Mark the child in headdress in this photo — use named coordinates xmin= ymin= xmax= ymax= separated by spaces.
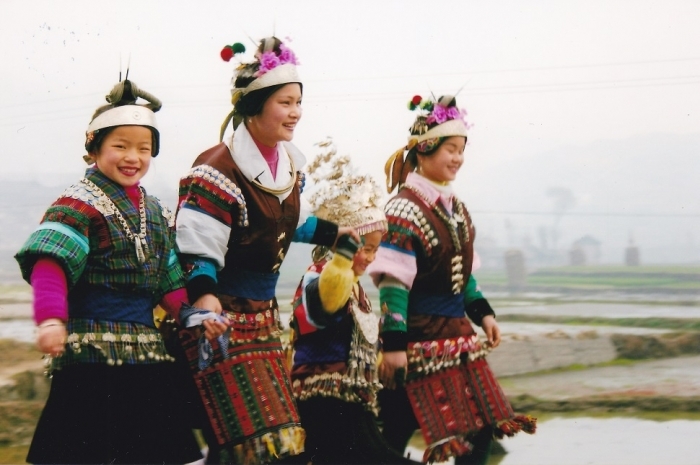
xmin=370 ymin=94 xmax=537 ymax=464
xmin=288 ymin=140 xmax=419 ymax=464
xmin=15 ymin=77 xmax=203 ymax=464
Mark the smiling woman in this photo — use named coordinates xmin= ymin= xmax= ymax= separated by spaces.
xmin=173 ymin=36 xmax=358 ymax=464
xmin=371 ymin=94 xmax=537 ymax=464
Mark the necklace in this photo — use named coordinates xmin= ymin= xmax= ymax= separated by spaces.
xmin=81 ymin=178 xmax=149 ymax=263
xmin=252 ymin=152 xmax=297 ymax=196
xmin=403 ymin=184 xmax=469 ymax=252
xmin=403 ymin=184 xmax=470 ymax=294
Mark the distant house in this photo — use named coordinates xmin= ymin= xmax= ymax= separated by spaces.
xmin=569 ymin=235 xmax=602 ymax=265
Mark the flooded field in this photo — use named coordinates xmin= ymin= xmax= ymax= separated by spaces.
xmin=2 ymin=298 xmax=700 ymax=464
xmin=404 ymin=414 xmax=700 ymax=465
xmin=489 ymin=416 xmax=700 ymax=465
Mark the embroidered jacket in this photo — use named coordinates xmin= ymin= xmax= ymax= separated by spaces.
xmin=15 ymin=166 xmax=181 ymax=368
xmin=290 ymin=259 xmax=381 ymax=412
xmin=368 ymin=172 xmax=495 ymax=352
xmin=176 ymin=124 xmax=338 ymax=303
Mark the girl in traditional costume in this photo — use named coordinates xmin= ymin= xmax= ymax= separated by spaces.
xmin=288 ymin=140 xmax=419 ymax=465
xmin=369 ymin=95 xmax=536 ymax=464
xmin=175 ymin=38 xmax=357 ymax=464
xmin=15 ymin=78 xmax=204 ymax=464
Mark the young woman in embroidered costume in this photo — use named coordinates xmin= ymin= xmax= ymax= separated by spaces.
xmin=284 ymin=140 xmax=420 ymax=465
xmin=175 ymin=38 xmax=358 ymax=464
xmin=368 ymin=95 xmax=536 ymax=464
xmin=14 ymin=78 xmax=204 ymax=464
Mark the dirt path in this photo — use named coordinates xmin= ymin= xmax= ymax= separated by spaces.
xmin=499 ymin=354 xmax=700 ymax=400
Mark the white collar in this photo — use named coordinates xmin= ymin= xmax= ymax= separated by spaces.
xmin=226 ymin=124 xmax=306 ymax=202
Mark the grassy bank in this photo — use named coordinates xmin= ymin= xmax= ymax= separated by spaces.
xmin=475 ymin=265 xmax=700 ymax=294
xmin=497 ymin=314 xmax=700 ymax=331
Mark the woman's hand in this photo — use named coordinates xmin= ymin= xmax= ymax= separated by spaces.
xmin=36 ymin=318 xmax=67 ymax=357
xmin=336 ymin=226 xmax=360 ymax=245
xmin=192 ymin=294 xmax=227 ymax=341
xmin=193 ymin=293 xmax=222 ymax=314
xmin=202 ymin=319 xmax=228 ymax=341
xmin=481 ymin=315 xmax=501 ymax=348
xmin=379 ymin=350 xmax=408 ymax=390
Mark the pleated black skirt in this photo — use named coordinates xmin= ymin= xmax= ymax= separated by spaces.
xmin=27 ymin=362 xmax=203 ymax=464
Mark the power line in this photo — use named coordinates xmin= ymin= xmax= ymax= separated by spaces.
xmin=3 ymin=74 xmax=700 ymax=128
xmin=3 ymin=55 xmax=700 ymax=111
xmin=471 ymin=211 xmax=700 ymax=218
xmin=2 ymin=201 xmax=698 ymax=219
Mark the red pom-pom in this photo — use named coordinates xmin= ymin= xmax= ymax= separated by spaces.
xmin=220 ymin=46 xmax=234 ymax=62
xmin=411 ymin=95 xmax=422 ymax=105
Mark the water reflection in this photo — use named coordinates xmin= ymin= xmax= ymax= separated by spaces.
xmin=489 ymin=416 xmax=700 ymax=465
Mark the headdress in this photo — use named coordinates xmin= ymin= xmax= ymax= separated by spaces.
xmin=84 ymin=79 xmax=162 ymax=160
xmin=384 ymin=94 xmax=470 ymax=193
xmin=306 ymin=138 xmax=387 ymax=261
xmin=219 ymin=36 xmax=301 ymax=141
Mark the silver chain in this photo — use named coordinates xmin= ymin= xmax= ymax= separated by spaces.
xmin=80 ymin=178 xmax=149 ymax=263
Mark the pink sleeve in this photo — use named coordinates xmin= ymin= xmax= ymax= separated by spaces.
xmin=159 ymin=287 xmax=189 ymax=322
xmin=31 ymin=257 xmax=68 ymax=325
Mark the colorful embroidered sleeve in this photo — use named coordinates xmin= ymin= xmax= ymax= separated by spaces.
xmin=176 ymin=165 xmax=248 ymax=270
xmin=368 ymin=198 xmax=425 ymax=350
xmin=376 ymin=278 xmax=409 ymax=351
xmin=293 ymin=262 xmax=346 ymax=336
xmin=293 ymin=216 xmax=339 ymax=247
xmin=156 ymin=247 xmax=187 ymax=296
xmin=176 ymin=165 xmax=247 ymax=299
xmin=15 ymin=197 xmax=96 ymax=288
xmin=463 ymin=275 xmax=495 ymax=326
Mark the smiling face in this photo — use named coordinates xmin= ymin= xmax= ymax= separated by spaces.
xmin=417 ymin=136 xmax=466 ymax=183
xmin=247 ymin=83 xmax=303 ymax=147
xmin=90 ymin=125 xmax=153 ymax=187
xmin=352 ymin=230 xmax=383 ymax=277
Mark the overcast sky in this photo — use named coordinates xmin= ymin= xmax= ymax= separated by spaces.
xmin=2 ymin=0 xmax=699 ymax=263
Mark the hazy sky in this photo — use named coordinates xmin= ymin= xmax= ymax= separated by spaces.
xmin=2 ymin=0 xmax=700 ymax=262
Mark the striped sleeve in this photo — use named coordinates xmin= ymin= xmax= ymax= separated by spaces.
xmin=15 ymin=200 xmax=96 ymax=288
xmin=367 ymin=203 xmax=423 ymax=344
xmin=176 ymin=165 xmax=247 ymax=271
xmin=293 ymin=216 xmax=339 ymax=246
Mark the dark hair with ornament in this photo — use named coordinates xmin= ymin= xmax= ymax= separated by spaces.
xmin=218 ymin=36 xmax=302 ymax=132
xmin=85 ymin=80 xmax=159 ymax=157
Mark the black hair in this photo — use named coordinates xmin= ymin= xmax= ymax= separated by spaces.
xmin=86 ymin=126 xmax=158 ymax=155
xmin=406 ymin=95 xmax=466 ymax=164
xmin=86 ymin=127 xmax=116 ymax=154
xmin=234 ymin=82 xmax=304 ymax=118
xmin=85 ymin=80 xmax=160 ymax=156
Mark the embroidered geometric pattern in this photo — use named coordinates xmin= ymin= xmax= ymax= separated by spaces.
xmin=384 ymin=197 xmax=434 ymax=254
xmin=406 ymin=358 xmax=535 ymax=463
xmin=179 ymin=164 xmax=249 ymax=228
xmin=48 ymin=318 xmax=173 ymax=373
xmin=16 ymin=168 xmax=184 ymax=295
xmin=179 ymin=329 xmax=304 ymax=461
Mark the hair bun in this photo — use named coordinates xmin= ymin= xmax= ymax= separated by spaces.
xmin=437 ymin=95 xmax=457 ymax=108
